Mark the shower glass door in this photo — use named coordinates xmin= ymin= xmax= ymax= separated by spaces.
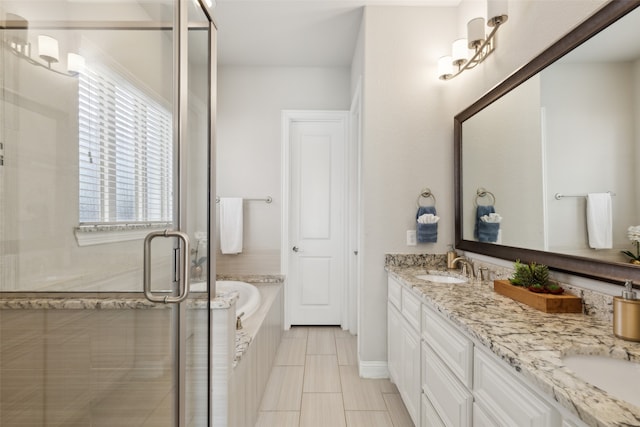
xmin=0 ymin=1 xmax=214 ymax=426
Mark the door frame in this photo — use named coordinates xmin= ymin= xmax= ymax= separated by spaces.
xmin=281 ymin=110 xmax=350 ymax=329
xmin=348 ymin=79 xmax=362 ymax=337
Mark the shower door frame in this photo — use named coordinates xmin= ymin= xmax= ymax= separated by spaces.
xmin=175 ymin=1 xmax=217 ymax=425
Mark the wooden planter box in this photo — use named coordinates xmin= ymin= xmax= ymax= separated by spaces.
xmin=493 ymin=280 xmax=582 ymax=313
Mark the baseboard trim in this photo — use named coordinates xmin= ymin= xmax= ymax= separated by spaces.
xmin=358 ymin=361 xmax=389 ymax=379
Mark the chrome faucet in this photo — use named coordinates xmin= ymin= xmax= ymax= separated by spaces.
xmin=452 ymin=257 xmax=475 ymax=278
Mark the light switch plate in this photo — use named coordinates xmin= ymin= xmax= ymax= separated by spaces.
xmin=407 ymin=230 xmax=417 ymax=246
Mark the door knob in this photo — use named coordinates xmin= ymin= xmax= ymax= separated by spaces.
xmin=292 ymin=246 xmax=299 ymax=252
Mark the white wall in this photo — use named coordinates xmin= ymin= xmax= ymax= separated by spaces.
xmin=215 ymin=66 xmax=351 ymax=274
xmin=355 ymin=0 xmax=609 ymax=366
xmin=357 ymin=5 xmax=458 ymax=364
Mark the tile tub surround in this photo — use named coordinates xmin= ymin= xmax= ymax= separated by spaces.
xmin=0 ymin=276 xmax=284 ymax=427
xmin=387 ymin=266 xmax=640 ymax=427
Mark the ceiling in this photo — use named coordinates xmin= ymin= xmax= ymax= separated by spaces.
xmin=212 ymin=0 xmax=460 ymax=67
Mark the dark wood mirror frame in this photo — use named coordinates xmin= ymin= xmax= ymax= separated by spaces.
xmin=454 ymin=0 xmax=640 ymax=285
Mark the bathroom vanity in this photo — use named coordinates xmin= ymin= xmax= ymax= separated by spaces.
xmin=386 ymin=266 xmax=640 ymax=427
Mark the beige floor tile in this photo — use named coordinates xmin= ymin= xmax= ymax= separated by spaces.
xmin=284 ymin=327 xmax=309 ymax=339
xmin=260 ymin=366 xmax=304 ymax=411
xmin=300 ymin=393 xmax=346 ymax=427
xmin=340 ymin=365 xmax=387 ymax=411
xmin=345 ymin=411 xmax=394 ymax=427
xmin=383 ymin=393 xmax=414 ymax=427
xmin=275 ymin=338 xmax=307 ymax=366
xmin=303 ymin=355 xmax=341 ymax=392
xmin=334 ymin=328 xmax=354 ymax=339
xmin=306 ymin=327 xmax=337 ymax=355
xmin=379 ymin=379 xmax=399 ymax=394
xmin=336 ymin=337 xmax=358 ymax=366
xmin=255 ymin=411 xmax=300 ymax=427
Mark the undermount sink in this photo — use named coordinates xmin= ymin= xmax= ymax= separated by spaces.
xmin=562 ymin=354 xmax=640 ymax=408
xmin=414 ymin=274 xmax=467 ymax=284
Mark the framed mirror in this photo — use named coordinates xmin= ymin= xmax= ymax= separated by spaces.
xmin=455 ymin=0 xmax=640 ymax=285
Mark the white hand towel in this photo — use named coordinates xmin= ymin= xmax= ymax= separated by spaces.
xmin=480 ymin=213 xmax=502 ymax=223
xmin=417 ymin=213 xmax=440 ymax=224
xmin=586 ymin=193 xmax=612 ymax=249
xmin=219 ymin=198 xmax=243 ymax=254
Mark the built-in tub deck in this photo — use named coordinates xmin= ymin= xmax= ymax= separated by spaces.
xmin=0 ymin=274 xmax=284 ymax=366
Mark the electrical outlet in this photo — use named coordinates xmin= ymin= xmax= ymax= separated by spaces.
xmin=407 ymin=230 xmax=417 ymax=246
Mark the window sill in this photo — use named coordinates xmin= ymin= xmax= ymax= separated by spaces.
xmin=74 ymin=223 xmax=173 ymax=247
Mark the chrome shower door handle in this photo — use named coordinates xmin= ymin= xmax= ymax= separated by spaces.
xmin=144 ymin=230 xmax=191 ymax=304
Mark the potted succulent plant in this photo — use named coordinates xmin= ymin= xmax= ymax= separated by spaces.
xmin=509 ymin=260 xmax=563 ymax=294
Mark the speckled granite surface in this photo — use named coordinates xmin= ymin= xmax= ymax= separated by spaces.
xmin=385 ymin=253 xmax=447 ymax=269
xmin=387 ymin=266 xmax=640 ymax=427
xmin=233 ymin=331 xmax=252 ymax=369
xmin=0 ymin=274 xmax=283 ymax=310
xmin=0 ymin=292 xmax=236 ymax=310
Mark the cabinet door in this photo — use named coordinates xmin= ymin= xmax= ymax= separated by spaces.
xmin=474 ymin=348 xmax=559 ymax=427
xmin=387 ymin=302 xmax=402 ymax=386
xmin=401 ymin=323 xmax=421 ymax=426
xmin=422 ymin=393 xmax=446 ymax=427
xmin=473 ymin=402 xmax=498 ymax=427
xmin=422 ymin=342 xmax=473 ymax=427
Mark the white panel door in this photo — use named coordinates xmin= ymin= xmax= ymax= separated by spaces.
xmin=289 ymin=114 xmax=347 ymax=325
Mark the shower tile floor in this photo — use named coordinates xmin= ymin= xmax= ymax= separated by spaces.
xmin=255 ymin=326 xmax=413 ymax=427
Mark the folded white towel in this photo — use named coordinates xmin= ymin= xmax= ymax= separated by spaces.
xmin=417 ymin=213 xmax=440 ymax=224
xmin=219 ymin=198 xmax=243 ymax=254
xmin=587 ymin=193 xmax=612 ymax=249
xmin=480 ymin=213 xmax=502 ymax=223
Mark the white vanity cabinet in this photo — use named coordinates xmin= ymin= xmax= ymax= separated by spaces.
xmin=387 ymin=272 xmax=587 ymax=427
xmin=387 ymin=276 xmax=421 ymax=425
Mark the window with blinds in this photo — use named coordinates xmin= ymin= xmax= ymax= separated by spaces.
xmin=78 ymin=66 xmax=173 ymax=225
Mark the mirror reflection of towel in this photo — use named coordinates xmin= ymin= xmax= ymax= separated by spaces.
xmin=475 ymin=205 xmax=500 ymax=242
xmin=586 ymin=193 xmax=612 ymax=249
xmin=220 ymin=198 xmax=243 ymax=254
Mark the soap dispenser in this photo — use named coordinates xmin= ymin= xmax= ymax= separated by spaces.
xmin=613 ymin=281 xmax=640 ymax=342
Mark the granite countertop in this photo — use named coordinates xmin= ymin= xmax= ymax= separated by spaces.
xmin=387 ymin=266 xmax=640 ymax=427
xmin=0 ymin=274 xmax=285 ymax=310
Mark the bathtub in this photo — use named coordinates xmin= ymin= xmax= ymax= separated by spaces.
xmin=190 ymin=280 xmax=261 ymax=319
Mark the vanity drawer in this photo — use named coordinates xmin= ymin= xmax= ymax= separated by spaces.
xmin=422 ymin=305 xmax=473 ymax=387
xmin=422 ymin=342 xmax=473 ymax=427
xmin=401 ymin=287 xmax=421 ymax=332
xmin=388 ymin=276 xmax=402 ymax=310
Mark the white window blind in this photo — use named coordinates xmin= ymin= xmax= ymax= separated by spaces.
xmin=78 ymin=66 xmax=173 ymax=225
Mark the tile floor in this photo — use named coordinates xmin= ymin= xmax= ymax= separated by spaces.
xmin=255 ymin=326 xmax=414 ymax=427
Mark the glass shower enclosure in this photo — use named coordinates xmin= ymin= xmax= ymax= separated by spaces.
xmin=0 ymin=1 xmax=215 ymax=425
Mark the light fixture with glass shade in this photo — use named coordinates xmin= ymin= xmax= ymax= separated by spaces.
xmin=3 ymin=13 xmax=85 ymax=77
xmin=438 ymin=0 xmax=508 ymax=80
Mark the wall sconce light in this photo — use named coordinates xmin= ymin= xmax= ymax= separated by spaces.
xmin=3 ymin=13 xmax=85 ymax=77
xmin=438 ymin=0 xmax=508 ymax=80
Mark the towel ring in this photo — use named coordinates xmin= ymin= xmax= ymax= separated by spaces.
xmin=474 ymin=188 xmax=496 ymax=207
xmin=416 ymin=188 xmax=436 ymax=208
